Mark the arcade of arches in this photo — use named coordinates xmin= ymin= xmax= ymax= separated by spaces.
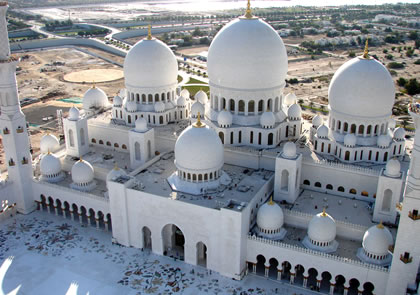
xmin=247 ymin=255 xmax=375 ymax=295
xmin=36 ymin=195 xmax=111 ymax=231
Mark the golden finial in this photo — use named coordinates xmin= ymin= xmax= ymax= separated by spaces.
xmin=92 ymin=81 xmax=96 ymax=89
xmin=244 ymin=0 xmax=253 ymax=19
xmin=363 ymin=39 xmax=369 ymax=59
xmin=147 ymin=24 xmax=152 ymax=40
xmin=79 ymin=156 xmax=83 ymax=162
xmin=268 ymin=196 xmax=274 ymax=205
xmin=193 ymin=112 xmax=205 ymax=128
xmin=321 ymin=208 xmax=327 ymax=217
xmin=47 ymin=148 xmax=51 ymax=155
xmin=113 ymin=162 xmax=119 ymax=170
xmin=377 ymin=220 xmax=384 ymax=229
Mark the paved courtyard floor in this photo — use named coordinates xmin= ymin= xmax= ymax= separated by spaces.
xmin=0 ymin=211 xmax=317 ymax=295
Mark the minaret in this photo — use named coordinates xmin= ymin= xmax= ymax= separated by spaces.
xmin=386 ymin=102 xmax=420 ymax=295
xmin=0 ymin=2 xmax=35 ymax=213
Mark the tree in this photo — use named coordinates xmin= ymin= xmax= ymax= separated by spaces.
xmin=408 ymin=31 xmax=418 ymax=41
xmin=405 ymin=79 xmax=420 ymax=95
xmin=397 ymin=77 xmax=407 ymax=87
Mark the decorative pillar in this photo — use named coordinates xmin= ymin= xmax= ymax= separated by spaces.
xmin=70 ymin=210 xmax=74 ymax=221
xmin=78 ymin=211 xmax=83 ymax=224
xmin=47 ymin=204 xmax=51 ymax=213
xmin=330 ymin=283 xmax=335 ymax=295
xmin=277 ymin=269 xmax=282 ymax=280
xmin=303 ymin=276 xmax=308 ymax=288
xmin=317 ymin=279 xmax=321 ymax=289
xmin=87 ymin=215 xmax=92 ymax=226
xmin=344 ymin=285 xmax=349 ymax=295
xmin=290 ymin=272 xmax=295 ymax=284
xmin=264 ymin=265 xmax=269 ymax=277
xmin=54 ymin=205 xmax=58 ymax=216
xmin=252 ymin=263 xmax=256 ymax=274
xmin=62 ymin=207 xmax=66 ymax=218
xmin=104 ymin=221 xmax=108 ymax=231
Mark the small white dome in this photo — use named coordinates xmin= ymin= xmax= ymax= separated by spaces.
xmin=288 ymin=103 xmax=301 ymax=120
xmin=191 ymin=101 xmax=204 ymax=118
xmin=83 ymin=86 xmax=108 ymax=110
xmin=107 ymin=165 xmax=126 ymax=182
xmin=282 ymin=141 xmax=297 ymax=159
xmin=176 ymin=96 xmax=187 ymax=107
xmin=317 ymin=125 xmax=329 ymax=139
xmin=119 ymin=89 xmax=126 ymax=98
xmin=377 ymin=134 xmax=392 ymax=148
xmin=328 ymin=57 xmax=395 ymax=119
xmin=363 ymin=223 xmax=393 ymax=257
xmin=71 ymin=159 xmax=94 ymax=185
xmin=180 ymin=89 xmax=190 ymax=99
xmin=40 ymin=153 xmax=62 ymax=177
xmin=393 ymin=127 xmax=406 ymax=141
xmin=256 ymin=199 xmax=284 ymax=232
xmin=175 ymin=123 xmax=224 ymax=173
xmin=284 ymin=93 xmax=297 ymax=106
xmin=308 ymin=210 xmax=337 ymax=243
xmin=126 ymin=101 xmax=137 ymax=113
xmin=154 ymin=101 xmax=165 ymax=113
xmin=124 ymin=38 xmax=178 ymax=89
xmin=260 ymin=111 xmax=276 ymax=128
xmin=40 ymin=133 xmax=60 ymax=154
xmin=113 ymin=95 xmax=122 ymax=107
xmin=68 ymin=106 xmax=80 ymax=121
xmin=195 ymin=90 xmax=208 ymax=104
xmin=312 ymin=115 xmax=323 ymax=128
xmin=384 ymin=158 xmax=401 ymax=177
xmin=344 ymin=133 xmax=357 ymax=147
xmin=135 ymin=117 xmax=148 ymax=132
xmin=217 ymin=110 xmax=233 ymax=127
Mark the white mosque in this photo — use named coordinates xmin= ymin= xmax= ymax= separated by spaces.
xmin=1 ymin=2 xmax=420 ymax=294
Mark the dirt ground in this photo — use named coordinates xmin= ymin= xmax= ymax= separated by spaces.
xmin=63 ymin=68 xmax=124 ymax=83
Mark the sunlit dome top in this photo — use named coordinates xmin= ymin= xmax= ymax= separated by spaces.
xmin=191 ymin=101 xmax=204 ymax=117
xmin=180 ymin=89 xmax=190 ymax=99
xmin=83 ymin=86 xmax=109 ymax=110
xmin=113 ymin=95 xmax=122 ymax=107
xmin=312 ymin=115 xmax=323 ymax=127
xmin=217 ymin=110 xmax=233 ymax=127
xmin=174 ymin=117 xmax=224 ymax=173
xmin=124 ymin=28 xmax=178 ymax=89
xmin=195 ymin=90 xmax=208 ymax=104
xmin=393 ymin=127 xmax=406 ymax=141
xmin=135 ymin=117 xmax=148 ymax=132
xmin=257 ymin=198 xmax=284 ymax=232
xmin=317 ymin=125 xmax=329 ymax=139
xmin=71 ymin=159 xmax=94 ymax=185
xmin=40 ymin=133 xmax=60 ymax=154
xmin=308 ymin=209 xmax=336 ymax=243
xmin=284 ymin=93 xmax=297 ymax=106
xmin=288 ymin=103 xmax=301 ymax=119
xmin=68 ymin=106 xmax=80 ymax=121
xmin=282 ymin=141 xmax=296 ymax=159
xmin=40 ymin=153 xmax=61 ymax=177
xmin=207 ymin=9 xmax=287 ymax=90
xmin=384 ymin=158 xmax=401 ymax=177
xmin=363 ymin=223 xmax=393 ymax=257
xmin=107 ymin=164 xmax=126 ymax=182
xmin=328 ymin=55 xmax=395 ymax=119
xmin=260 ymin=111 xmax=276 ymax=128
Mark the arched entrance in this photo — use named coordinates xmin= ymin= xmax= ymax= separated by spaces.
xmin=142 ymin=226 xmax=152 ymax=250
xmin=162 ymin=224 xmax=185 ymax=261
xmin=196 ymin=242 xmax=207 ymax=267
xmin=268 ymin=258 xmax=279 ymax=279
xmin=256 ymin=255 xmax=266 ymax=276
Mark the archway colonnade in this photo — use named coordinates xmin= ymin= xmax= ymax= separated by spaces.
xmin=247 ymin=255 xmax=375 ymax=295
xmin=36 ymin=195 xmax=111 ymax=231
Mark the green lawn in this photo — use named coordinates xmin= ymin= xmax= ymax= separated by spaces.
xmin=177 ymin=75 xmax=183 ymax=83
xmin=182 ymin=85 xmax=209 ymax=98
xmin=186 ymin=77 xmax=207 ymax=85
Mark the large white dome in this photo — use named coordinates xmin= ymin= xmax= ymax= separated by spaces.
xmin=362 ymin=223 xmax=393 ymax=257
xmin=40 ymin=153 xmax=62 ymax=177
xmin=328 ymin=56 xmax=395 ymax=118
xmin=83 ymin=86 xmax=108 ymax=110
xmin=40 ymin=133 xmax=60 ymax=154
xmin=256 ymin=199 xmax=284 ymax=232
xmin=124 ymin=38 xmax=178 ymax=88
xmin=71 ymin=159 xmax=94 ymax=185
xmin=308 ymin=210 xmax=337 ymax=243
xmin=174 ymin=121 xmax=224 ymax=172
xmin=207 ymin=17 xmax=287 ymax=90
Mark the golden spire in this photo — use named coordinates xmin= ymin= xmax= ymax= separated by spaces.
xmin=363 ymin=39 xmax=369 ymax=59
xmin=193 ymin=112 xmax=205 ymax=128
xmin=147 ymin=24 xmax=152 ymax=40
xmin=377 ymin=220 xmax=384 ymax=229
xmin=321 ymin=208 xmax=327 ymax=217
xmin=268 ymin=196 xmax=274 ymax=205
xmin=244 ymin=0 xmax=253 ymax=19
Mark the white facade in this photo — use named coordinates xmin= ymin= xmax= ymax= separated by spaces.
xmin=1 ymin=4 xmax=420 ymax=295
